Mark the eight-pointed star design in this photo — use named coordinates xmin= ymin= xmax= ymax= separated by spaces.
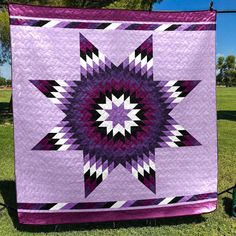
xmin=30 ymin=34 xmax=201 ymax=197
xmin=96 ymin=94 xmax=140 ymax=136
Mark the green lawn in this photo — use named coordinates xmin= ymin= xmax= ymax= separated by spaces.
xmin=0 ymin=88 xmax=235 ymax=236
xmin=0 ymin=89 xmax=12 ymax=125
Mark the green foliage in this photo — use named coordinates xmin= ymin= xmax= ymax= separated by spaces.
xmin=225 ymin=55 xmax=235 ymax=69
xmin=0 ymin=77 xmax=6 ymax=86
xmin=1 ymin=77 xmax=11 ymax=86
xmin=217 ymin=55 xmax=236 ymax=87
xmin=6 ymin=79 xmax=11 ymax=86
xmin=217 ymin=56 xmax=225 ymax=71
xmin=0 ymin=77 xmax=11 ymax=87
xmin=0 ymin=76 xmax=10 ymax=86
xmin=0 ymin=8 xmax=10 ymax=65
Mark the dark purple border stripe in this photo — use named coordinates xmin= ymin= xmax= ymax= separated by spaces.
xmin=9 ymin=4 xmax=216 ymax=23
xmin=165 ymin=24 xmax=181 ymax=31
xmin=18 ymin=192 xmax=217 ymax=211
xmin=10 ymin=19 xmax=216 ymax=31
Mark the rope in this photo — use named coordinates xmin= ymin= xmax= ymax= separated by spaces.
xmin=218 ymin=185 xmax=236 ymax=196
xmin=0 ymin=202 xmax=16 ymax=212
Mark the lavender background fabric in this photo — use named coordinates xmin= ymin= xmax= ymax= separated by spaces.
xmin=11 ymin=26 xmax=217 ymax=204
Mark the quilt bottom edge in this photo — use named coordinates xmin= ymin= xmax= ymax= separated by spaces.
xmin=18 ymin=200 xmax=217 ymax=225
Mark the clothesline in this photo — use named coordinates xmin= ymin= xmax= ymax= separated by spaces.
xmin=217 ymin=10 xmax=236 ymax=13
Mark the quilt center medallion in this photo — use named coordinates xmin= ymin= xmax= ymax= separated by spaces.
xmin=96 ymin=93 xmax=140 ymax=137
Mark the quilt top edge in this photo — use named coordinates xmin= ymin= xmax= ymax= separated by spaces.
xmin=9 ymin=3 xmax=216 ymax=23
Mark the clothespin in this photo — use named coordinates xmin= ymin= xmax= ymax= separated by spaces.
xmin=209 ymin=0 xmax=214 ymax=11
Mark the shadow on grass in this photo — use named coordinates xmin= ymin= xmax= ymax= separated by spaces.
xmin=222 ymin=197 xmax=233 ymax=217
xmin=0 ymin=180 xmax=207 ymax=233
xmin=0 ymin=102 xmax=13 ymax=124
xmin=217 ymin=111 xmax=236 ymax=121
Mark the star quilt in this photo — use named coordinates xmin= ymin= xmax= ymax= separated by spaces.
xmin=9 ymin=4 xmax=217 ymax=225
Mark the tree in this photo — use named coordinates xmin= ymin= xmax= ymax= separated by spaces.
xmin=0 ymin=8 xmax=10 ymax=65
xmin=0 ymin=76 xmax=6 ymax=86
xmin=217 ymin=55 xmax=236 ymax=87
xmin=216 ymin=56 xmax=226 ymax=85
xmin=225 ymin=55 xmax=235 ymax=69
xmin=6 ymin=78 xmax=11 ymax=86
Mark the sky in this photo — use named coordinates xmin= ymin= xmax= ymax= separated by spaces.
xmin=1 ymin=0 xmax=236 ymax=79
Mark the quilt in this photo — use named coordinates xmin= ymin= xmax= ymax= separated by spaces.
xmin=9 ymin=4 xmax=217 ymax=224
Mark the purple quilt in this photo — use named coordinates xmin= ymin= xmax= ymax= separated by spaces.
xmin=9 ymin=4 xmax=217 ymax=225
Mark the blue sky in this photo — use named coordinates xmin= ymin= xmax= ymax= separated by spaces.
xmin=1 ymin=0 xmax=236 ymax=79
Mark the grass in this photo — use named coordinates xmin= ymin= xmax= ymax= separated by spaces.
xmin=0 ymin=88 xmax=236 ymax=235
xmin=0 ymin=89 xmax=12 ymax=125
